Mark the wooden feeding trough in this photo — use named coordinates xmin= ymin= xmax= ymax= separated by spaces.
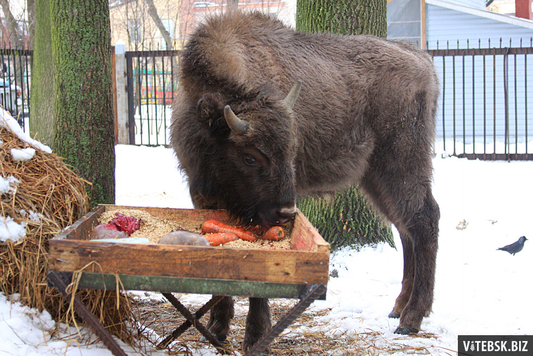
xmin=47 ymin=205 xmax=330 ymax=355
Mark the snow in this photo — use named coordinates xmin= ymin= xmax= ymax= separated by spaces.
xmin=0 ymin=175 xmax=20 ymax=194
xmin=10 ymin=147 xmax=36 ymax=162
xmin=1 ymin=136 xmax=532 ymax=354
xmin=0 ymin=108 xmax=52 ymax=154
xmin=0 ymin=216 xmax=27 ymax=242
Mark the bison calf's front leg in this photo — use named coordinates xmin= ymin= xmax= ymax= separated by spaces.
xmin=243 ymin=297 xmax=271 ymax=352
xmin=207 ymin=296 xmax=234 ymax=342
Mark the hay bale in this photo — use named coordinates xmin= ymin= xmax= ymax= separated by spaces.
xmin=0 ymin=127 xmax=134 ymax=344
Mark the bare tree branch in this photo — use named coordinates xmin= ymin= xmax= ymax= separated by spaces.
xmin=144 ymin=0 xmax=173 ymax=50
xmin=27 ymin=0 xmax=35 ymax=48
xmin=227 ymin=0 xmax=238 ymax=13
xmin=1 ymin=0 xmax=24 ymax=47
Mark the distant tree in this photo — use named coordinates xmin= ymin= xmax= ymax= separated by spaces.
xmin=30 ymin=0 xmax=54 ymax=145
xmin=145 ymin=0 xmax=173 ymax=50
xmin=227 ymin=0 xmax=239 ymax=12
xmin=50 ymin=0 xmax=115 ymax=206
xmin=0 ymin=0 xmax=24 ymax=47
xmin=27 ymin=0 xmax=35 ymax=48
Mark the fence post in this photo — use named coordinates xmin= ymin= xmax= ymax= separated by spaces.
xmin=114 ymin=41 xmax=129 ymax=144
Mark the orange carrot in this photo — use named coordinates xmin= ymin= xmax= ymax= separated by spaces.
xmin=204 ymin=232 xmax=239 ymax=246
xmin=262 ymin=226 xmax=285 ymax=241
xmin=249 ymin=225 xmax=268 ymax=235
xmin=201 ymin=220 xmax=258 ymax=242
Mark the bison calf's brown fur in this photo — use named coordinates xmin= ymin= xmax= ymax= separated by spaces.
xmin=171 ymin=11 xmax=440 ymax=350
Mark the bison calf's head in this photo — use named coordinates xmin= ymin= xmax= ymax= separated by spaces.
xmin=171 ymin=82 xmax=302 ymax=227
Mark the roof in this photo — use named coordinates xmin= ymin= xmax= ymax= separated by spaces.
xmin=426 ymin=0 xmax=533 ymax=30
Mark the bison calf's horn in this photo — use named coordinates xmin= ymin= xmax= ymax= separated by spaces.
xmin=224 ymin=105 xmax=249 ymax=135
xmin=282 ymin=80 xmax=302 ymax=110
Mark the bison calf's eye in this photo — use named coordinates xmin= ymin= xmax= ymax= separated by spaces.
xmin=243 ymin=154 xmax=257 ymax=166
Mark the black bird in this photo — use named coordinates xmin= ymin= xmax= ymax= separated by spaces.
xmin=497 ymin=236 xmax=528 ymax=255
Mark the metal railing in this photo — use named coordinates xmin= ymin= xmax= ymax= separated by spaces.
xmin=125 ymin=50 xmax=180 ymax=146
xmin=5 ymin=43 xmax=533 ymax=161
xmin=428 ymin=43 xmax=533 ymax=160
xmin=0 ymin=49 xmax=31 ymax=130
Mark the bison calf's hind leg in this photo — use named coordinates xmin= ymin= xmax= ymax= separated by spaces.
xmin=388 ymin=234 xmax=415 ymax=319
xmin=395 ymin=192 xmax=440 ymax=334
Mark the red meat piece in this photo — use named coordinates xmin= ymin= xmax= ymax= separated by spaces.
xmin=108 ymin=212 xmax=141 ymax=236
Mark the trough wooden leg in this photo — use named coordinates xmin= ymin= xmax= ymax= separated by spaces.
xmin=157 ymin=295 xmax=225 ymax=349
xmin=161 ymin=293 xmax=229 ymax=353
xmin=243 ymin=284 xmax=327 ymax=356
xmin=46 ymin=271 xmax=128 ymax=356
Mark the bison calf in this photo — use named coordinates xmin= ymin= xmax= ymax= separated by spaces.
xmin=171 ymin=10 xmax=440 ymax=350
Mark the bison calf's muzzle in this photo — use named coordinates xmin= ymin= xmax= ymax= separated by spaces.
xmin=275 ymin=205 xmax=297 ymax=225
xmin=260 ymin=203 xmax=297 ymax=226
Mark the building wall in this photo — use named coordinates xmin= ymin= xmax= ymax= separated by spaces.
xmin=442 ymin=0 xmax=485 ymax=9
xmin=426 ymin=2 xmax=533 ymax=49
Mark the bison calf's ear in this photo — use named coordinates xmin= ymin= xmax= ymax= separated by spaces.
xmin=197 ymin=94 xmax=224 ymax=125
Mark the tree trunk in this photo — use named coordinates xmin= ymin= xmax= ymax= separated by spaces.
xmin=30 ymin=0 xmax=54 ymax=146
xmin=295 ymin=0 xmax=393 ymax=250
xmin=50 ymin=0 xmax=115 ymax=206
xmin=296 ymin=0 xmax=387 ymax=38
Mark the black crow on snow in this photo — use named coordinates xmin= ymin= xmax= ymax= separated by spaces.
xmin=497 ymin=236 xmax=528 ymax=255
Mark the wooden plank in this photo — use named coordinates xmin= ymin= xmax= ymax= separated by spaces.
xmin=55 ymin=205 xmax=105 ymax=241
xmin=49 ymin=205 xmax=330 ymax=298
xmin=290 ymin=210 xmax=329 ymax=253
xmin=49 ymin=240 xmax=329 ymax=285
xmin=55 ymin=272 xmax=322 ymax=299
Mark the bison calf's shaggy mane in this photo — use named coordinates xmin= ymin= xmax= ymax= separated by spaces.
xmin=171 ymin=10 xmax=440 ymax=351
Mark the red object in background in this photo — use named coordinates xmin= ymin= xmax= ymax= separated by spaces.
xmin=108 ymin=213 xmax=142 ymax=236
xmin=515 ymin=0 xmax=532 ymax=20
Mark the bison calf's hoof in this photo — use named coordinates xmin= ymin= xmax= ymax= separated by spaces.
xmin=394 ymin=325 xmax=419 ymax=335
xmin=388 ymin=310 xmax=401 ymax=319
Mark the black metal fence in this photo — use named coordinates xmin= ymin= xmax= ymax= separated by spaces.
xmin=0 ymin=49 xmax=31 ymax=129
xmin=126 ymin=50 xmax=180 ymax=146
xmin=429 ymin=45 xmax=533 ymax=160
xmin=5 ymin=44 xmax=533 ymax=160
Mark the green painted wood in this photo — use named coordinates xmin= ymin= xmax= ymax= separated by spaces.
xmin=62 ymin=272 xmax=326 ymax=299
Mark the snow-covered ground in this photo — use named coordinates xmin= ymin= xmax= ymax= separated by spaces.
xmin=1 ymin=140 xmax=532 ymax=355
